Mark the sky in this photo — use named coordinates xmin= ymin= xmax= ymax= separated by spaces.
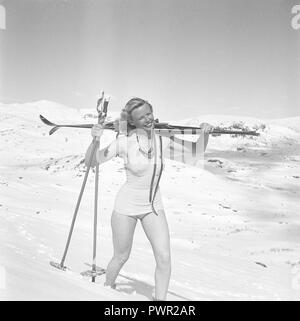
xmin=0 ymin=0 xmax=299 ymax=120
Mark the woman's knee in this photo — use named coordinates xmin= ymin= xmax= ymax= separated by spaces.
xmin=156 ymin=250 xmax=171 ymax=268
xmin=113 ymin=251 xmax=130 ymax=265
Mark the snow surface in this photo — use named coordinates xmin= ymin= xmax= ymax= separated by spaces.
xmin=0 ymin=101 xmax=299 ymax=301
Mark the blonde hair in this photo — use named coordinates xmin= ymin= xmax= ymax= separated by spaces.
xmin=116 ymin=97 xmax=153 ymax=135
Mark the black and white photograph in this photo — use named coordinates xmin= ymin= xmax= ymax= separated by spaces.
xmin=0 ymin=0 xmax=299 ymax=302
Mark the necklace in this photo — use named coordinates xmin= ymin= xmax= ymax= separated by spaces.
xmin=136 ymin=132 xmax=154 ymax=159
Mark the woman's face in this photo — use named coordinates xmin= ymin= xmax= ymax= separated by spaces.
xmin=130 ymin=104 xmax=154 ymax=131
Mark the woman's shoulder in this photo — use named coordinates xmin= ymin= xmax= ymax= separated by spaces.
xmin=116 ymin=133 xmax=136 ymax=144
xmin=114 ymin=134 xmax=135 ymax=156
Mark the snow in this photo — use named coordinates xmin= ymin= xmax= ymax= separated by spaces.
xmin=0 ymin=101 xmax=299 ymax=300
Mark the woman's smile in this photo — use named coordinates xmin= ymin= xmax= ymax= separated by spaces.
xmin=144 ymin=120 xmax=154 ymax=128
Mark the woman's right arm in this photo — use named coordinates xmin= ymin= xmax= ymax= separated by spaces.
xmin=84 ymin=124 xmax=126 ymax=167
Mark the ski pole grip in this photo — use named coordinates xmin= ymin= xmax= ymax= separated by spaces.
xmin=103 ymin=100 xmax=109 ymax=115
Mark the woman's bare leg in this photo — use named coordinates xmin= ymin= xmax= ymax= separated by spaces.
xmin=141 ymin=210 xmax=171 ymax=300
xmin=105 ymin=211 xmax=137 ymax=287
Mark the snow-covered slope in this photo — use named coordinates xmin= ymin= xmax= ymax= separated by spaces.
xmin=1 ymin=101 xmax=299 ymax=300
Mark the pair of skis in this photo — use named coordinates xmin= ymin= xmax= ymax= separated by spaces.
xmin=39 ymin=115 xmax=260 ymax=136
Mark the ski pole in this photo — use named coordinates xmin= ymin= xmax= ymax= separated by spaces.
xmin=91 ymin=91 xmax=108 ymax=282
xmin=92 ymin=151 xmax=100 ymax=282
xmin=50 ymin=138 xmax=99 ymax=270
xmin=50 ymin=92 xmax=106 ymax=271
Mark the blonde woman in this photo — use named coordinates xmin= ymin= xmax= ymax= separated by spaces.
xmin=85 ymin=97 xmax=213 ymax=300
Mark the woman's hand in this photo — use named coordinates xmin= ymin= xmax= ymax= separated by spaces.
xmin=199 ymin=122 xmax=214 ymax=134
xmin=91 ymin=121 xmax=105 ymax=141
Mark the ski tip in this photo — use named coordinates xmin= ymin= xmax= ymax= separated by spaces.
xmin=39 ymin=115 xmax=56 ymax=127
xmin=49 ymin=126 xmax=59 ymax=135
xmin=40 ymin=114 xmax=50 ymax=123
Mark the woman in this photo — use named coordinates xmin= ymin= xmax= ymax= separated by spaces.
xmin=85 ymin=97 xmax=213 ymax=300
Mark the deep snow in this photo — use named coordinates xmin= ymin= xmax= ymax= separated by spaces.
xmin=0 ymin=101 xmax=299 ymax=300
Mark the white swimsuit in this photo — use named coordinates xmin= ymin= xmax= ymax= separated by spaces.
xmin=113 ymin=132 xmax=164 ymax=216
